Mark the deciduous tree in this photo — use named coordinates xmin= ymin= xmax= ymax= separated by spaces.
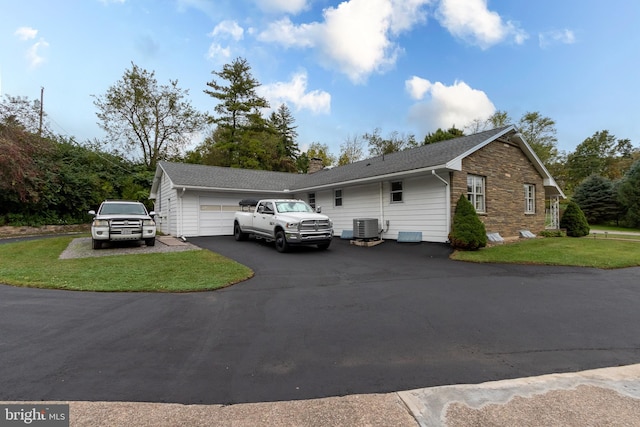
xmin=518 ymin=111 xmax=559 ymax=167
xmin=338 ymin=134 xmax=365 ymax=165
xmin=565 ymin=130 xmax=634 ymax=190
xmin=93 ymin=63 xmax=205 ymax=170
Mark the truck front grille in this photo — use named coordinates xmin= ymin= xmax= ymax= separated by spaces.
xmin=299 ymin=219 xmax=332 ymax=231
xmin=110 ymin=219 xmax=143 ymax=234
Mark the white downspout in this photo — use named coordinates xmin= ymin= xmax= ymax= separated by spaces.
xmin=379 ymin=181 xmax=385 ymax=237
xmin=178 ymin=187 xmax=186 ymax=239
xmin=432 ymin=170 xmax=450 ymax=241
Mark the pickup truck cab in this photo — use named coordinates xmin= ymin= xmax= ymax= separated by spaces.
xmin=234 ymin=199 xmax=333 ymax=252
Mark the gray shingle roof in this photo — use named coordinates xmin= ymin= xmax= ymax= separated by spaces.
xmin=294 ymin=126 xmax=514 ymax=189
xmin=157 ymin=126 xmax=515 ymax=193
xmin=157 ymin=161 xmax=302 ymax=191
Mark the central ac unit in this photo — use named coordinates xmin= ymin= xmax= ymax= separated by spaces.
xmin=353 ymin=218 xmax=379 ymax=239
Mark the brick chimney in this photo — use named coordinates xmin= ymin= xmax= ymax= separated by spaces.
xmin=308 ymin=157 xmax=324 ymax=174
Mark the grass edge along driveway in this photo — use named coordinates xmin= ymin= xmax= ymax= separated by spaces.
xmin=0 ymin=236 xmax=253 ymax=292
xmin=452 ymin=236 xmax=640 ymax=269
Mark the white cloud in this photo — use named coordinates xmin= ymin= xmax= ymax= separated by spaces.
xmin=259 ymin=17 xmax=319 ymax=48
xmin=259 ymin=71 xmax=331 ymax=114
xmin=407 ymin=78 xmax=495 ymax=133
xmin=258 ymin=0 xmax=432 ymax=84
xmin=405 ymin=76 xmax=432 ymax=100
xmin=206 ymin=21 xmax=244 ymax=63
xmin=14 ymin=27 xmax=38 ymax=41
xmin=255 ymin=0 xmax=309 ymax=15
xmin=14 ymin=27 xmax=49 ymax=69
xmin=206 ymin=43 xmax=232 ymax=62
xmin=436 ymin=0 xmax=527 ymax=49
xmin=539 ymin=29 xmax=576 ymax=48
xmin=26 ymin=39 xmax=49 ymax=69
xmin=210 ymin=20 xmax=244 ymax=41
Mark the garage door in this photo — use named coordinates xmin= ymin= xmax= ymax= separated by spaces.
xmin=198 ymin=197 xmax=238 ymax=236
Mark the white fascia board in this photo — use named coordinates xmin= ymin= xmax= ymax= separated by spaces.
xmin=511 ymin=133 xmax=566 ymax=199
xmin=168 ymin=184 xmax=292 ymax=194
xmin=293 ymin=164 xmax=450 ymax=192
xmin=149 ymin=163 xmax=168 ymax=199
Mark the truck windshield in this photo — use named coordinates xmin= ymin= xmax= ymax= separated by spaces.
xmin=100 ymin=203 xmax=147 ymax=215
xmin=276 ymin=201 xmax=314 ymax=213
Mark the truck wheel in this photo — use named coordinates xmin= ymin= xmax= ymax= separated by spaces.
xmin=92 ymin=239 xmax=102 ymax=250
xmin=234 ymin=222 xmax=248 ymax=241
xmin=317 ymin=241 xmax=331 ymax=250
xmin=274 ymin=230 xmax=289 ymax=253
xmin=145 ymin=237 xmax=156 ymax=247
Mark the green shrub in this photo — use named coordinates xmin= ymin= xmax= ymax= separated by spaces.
xmin=559 ymin=201 xmax=590 ymax=237
xmin=539 ymin=229 xmax=566 ymax=237
xmin=449 ymin=194 xmax=487 ymax=250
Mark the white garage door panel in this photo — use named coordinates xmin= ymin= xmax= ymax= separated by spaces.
xmin=199 ymin=198 xmax=238 ymax=236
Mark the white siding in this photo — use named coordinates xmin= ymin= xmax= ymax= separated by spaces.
xmin=154 ymin=173 xmax=179 ymax=236
xmin=296 ymin=173 xmax=449 ymax=242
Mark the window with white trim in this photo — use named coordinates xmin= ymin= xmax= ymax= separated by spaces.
xmin=467 ymin=175 xmax=485 ymax=213
xmin=524 ymin=184 xmax=535 ymax=214
xmin=334 ymin=189 xmax=343 ymax=207
xmin=390 ymin=181 xmax=403 ymax=203
xmin=308 ymin=193 xmax=316 ymax=209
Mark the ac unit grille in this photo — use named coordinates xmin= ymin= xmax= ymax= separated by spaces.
xmin=353 ymin=218 xmax=378 ymax=239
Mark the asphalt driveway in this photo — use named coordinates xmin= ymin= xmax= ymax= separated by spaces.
xmin=1 ymin=236 xmax=639 ymax=404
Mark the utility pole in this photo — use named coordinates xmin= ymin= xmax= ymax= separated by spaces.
xmin=38 ymin=86 xmax=44 ymax=136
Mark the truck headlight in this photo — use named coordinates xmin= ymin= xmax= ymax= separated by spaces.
xmin=143 ymin=219 xmax=156 ymax=226
xmin=93 ymin=220 xmax=109 ymax=227
xmin=285 ymin=222 xmax=300 ymax=230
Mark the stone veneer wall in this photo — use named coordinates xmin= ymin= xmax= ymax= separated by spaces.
xmin=450 ymin=136 xmax=546 ymax=238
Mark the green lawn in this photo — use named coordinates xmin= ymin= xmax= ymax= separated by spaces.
xmin=451 ymin=237 xmax=640 ymax=269
xmin=0 ymin=236 xmax=253 ymax=292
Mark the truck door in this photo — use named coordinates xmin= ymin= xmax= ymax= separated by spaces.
xmin=254 ymin=201 xmax=275 ymax=234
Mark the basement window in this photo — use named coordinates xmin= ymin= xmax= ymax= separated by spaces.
xmin=390 ymin=181 xmax=403 ymax=203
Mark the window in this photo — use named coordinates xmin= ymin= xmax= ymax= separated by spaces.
xmin=390 ymin=181 xmax=403 ymax=203
xmin=334 ymin=189 xmax=343 ymax=207
xmin=467 ymin=175 xmax=485 ymax=213
xmin=308 ymin=193 xmax=316 ymax=209
xmin=524 ymin=184 xmax=535 ymax=214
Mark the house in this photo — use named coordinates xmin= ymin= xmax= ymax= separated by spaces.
xmin=149 ymin=125 xmax=565 ymax=242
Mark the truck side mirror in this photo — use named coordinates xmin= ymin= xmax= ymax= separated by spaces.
xmin=315 ymin=206 xmax=322 ymax=213
xmin=257 ymin=206 xmax=264 ymax=213
xmin=88 ymin=210 xmax=96 ymax=216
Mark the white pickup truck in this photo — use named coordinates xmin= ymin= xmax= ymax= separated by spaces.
xmin=233 ymin=199 xmax=333 ymax=252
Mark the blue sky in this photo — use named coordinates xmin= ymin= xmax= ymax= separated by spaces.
xmin=2 ymin=0 xmax=639 ymax=159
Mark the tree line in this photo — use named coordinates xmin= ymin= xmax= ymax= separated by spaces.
xmin=1 ymin=57 xmax=639 ymax=227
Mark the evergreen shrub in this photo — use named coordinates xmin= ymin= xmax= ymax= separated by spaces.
xmin=449 ymin=194 xmax=487 ymax=250
xmin=559 ymin=201 xmax=590 ymax=237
